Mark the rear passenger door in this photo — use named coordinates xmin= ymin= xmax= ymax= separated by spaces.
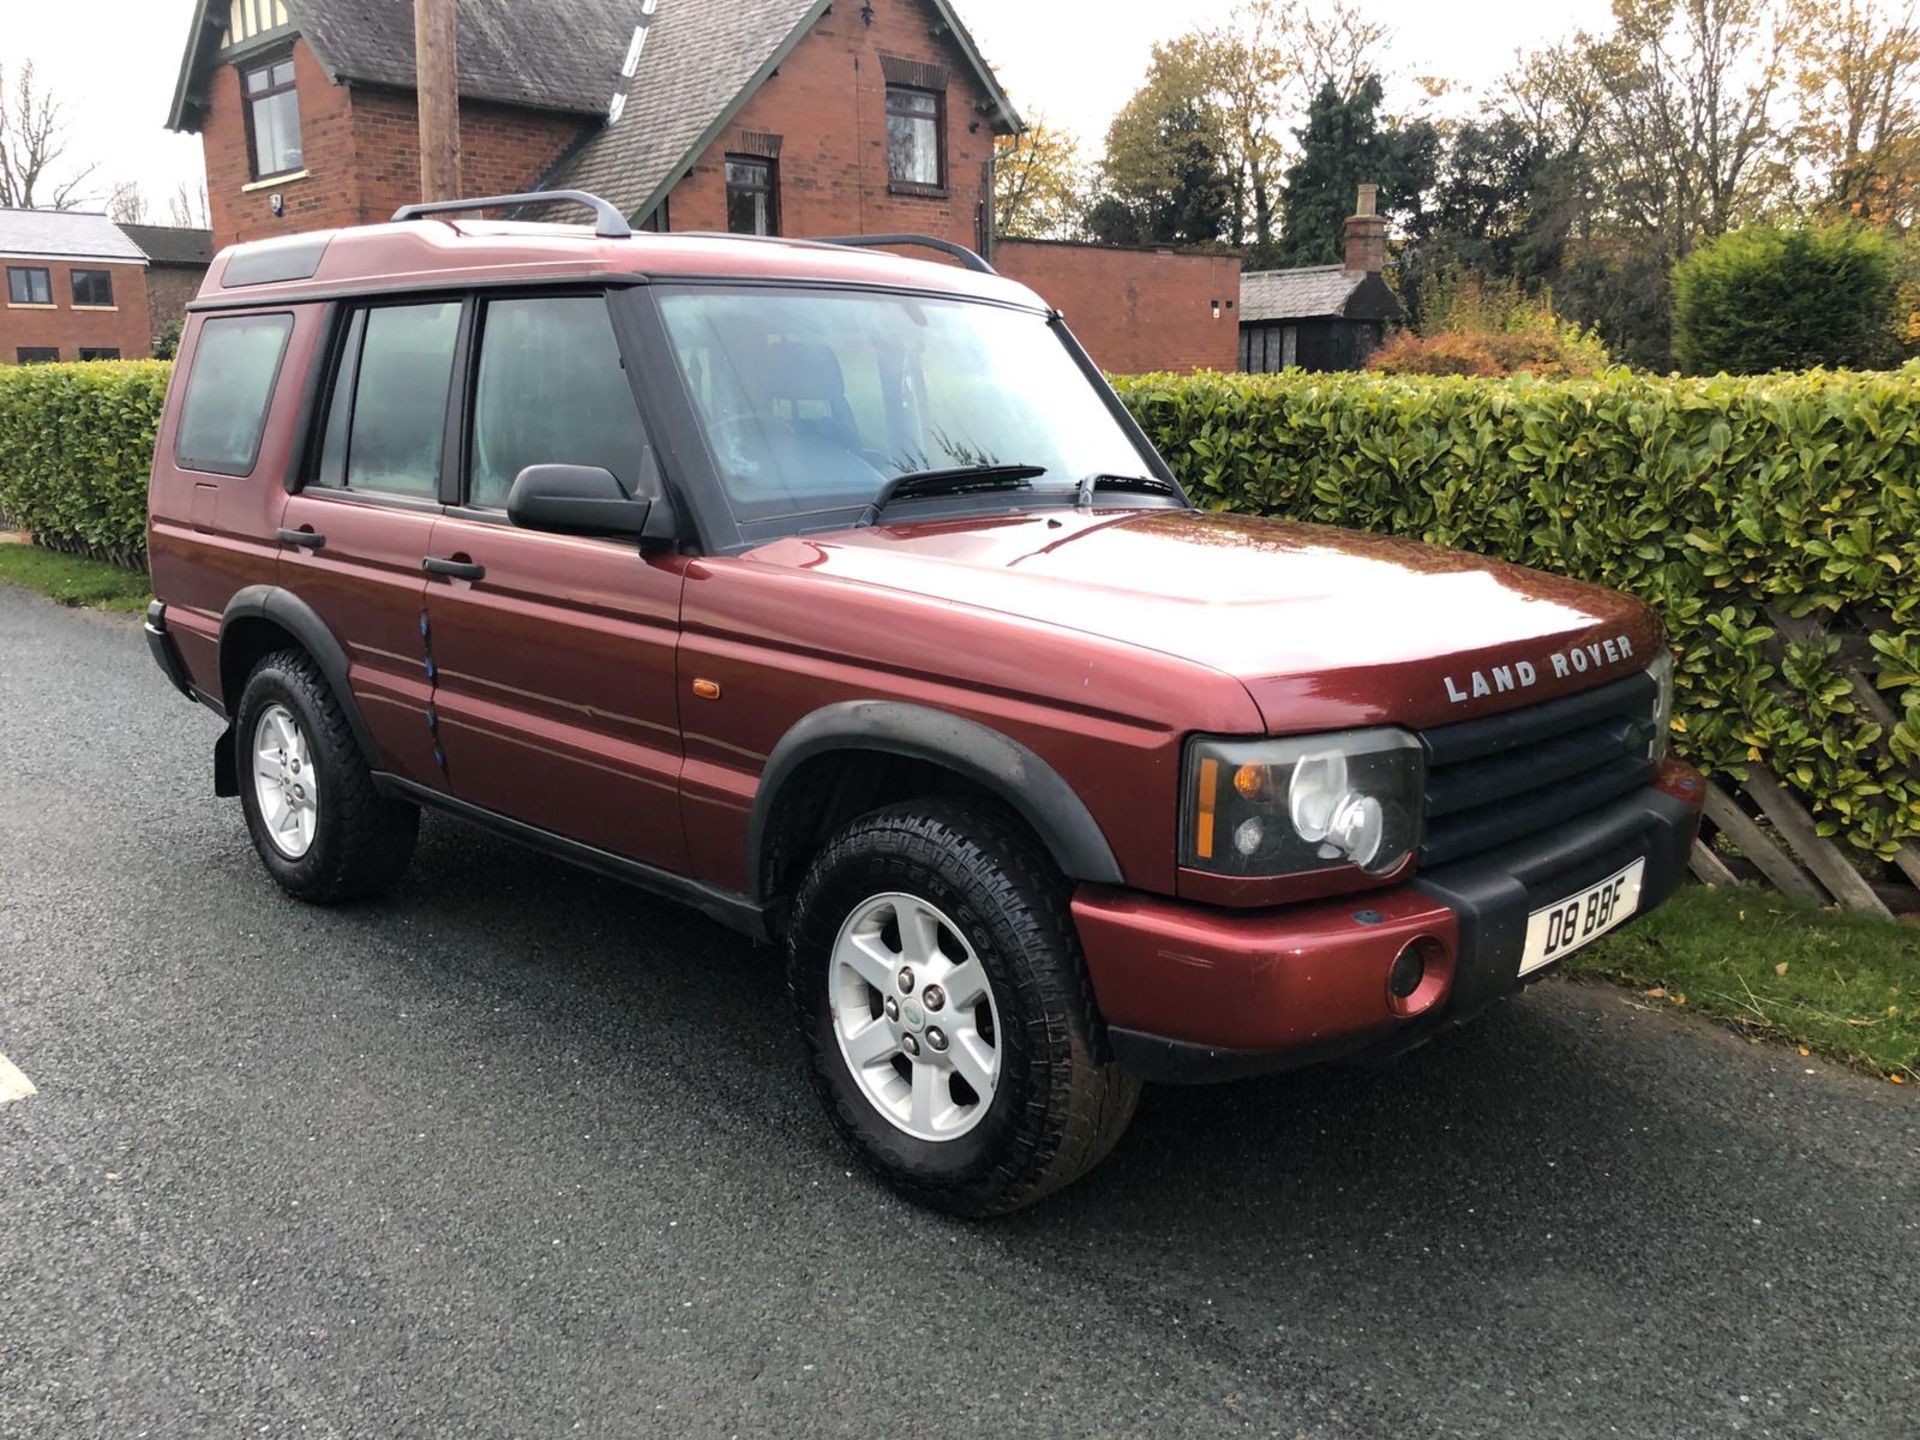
xmin=422 ymin=291 xmax=691 ymax=872
xmin=278 ymin=298 xmax=464 ymax=791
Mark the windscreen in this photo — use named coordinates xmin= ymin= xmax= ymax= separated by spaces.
xmin=657 ymin=287 xmax=1151 ymax=526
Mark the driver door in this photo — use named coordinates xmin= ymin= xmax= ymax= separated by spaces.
xmin=422 ymin=291 xmax=691 ymax=872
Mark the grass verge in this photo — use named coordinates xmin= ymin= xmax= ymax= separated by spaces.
xmin=1570 ymin=883 xmax=1919 ymax=1083
xmin=0 ymin=542 xmax=150 ymax=612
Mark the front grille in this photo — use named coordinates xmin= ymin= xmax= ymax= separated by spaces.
xmin=1417 ymin=671 xmax=1660 ymax=868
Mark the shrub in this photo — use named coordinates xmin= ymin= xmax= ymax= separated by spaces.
xmin=1112 ymin=367 xmax=1920 ymax=860
xmin=1366 ymin=331 xmax=1501 ymax=377
xmin=0 ymin=359 xmax=170 ymax=566
xmin=1672 ymin=224 xmax=1897 ymax=375
xmin=1373 ymin=269 xmax=1611 ymax=379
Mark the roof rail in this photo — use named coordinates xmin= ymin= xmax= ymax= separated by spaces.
xmin=812 ymin=233 xmax=997 ymax=275
xmin=390 ymin=190 xmax=632 ymax=239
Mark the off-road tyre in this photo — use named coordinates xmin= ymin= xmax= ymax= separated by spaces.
xmin=787 ymin=800 xmax=1141 ymax=1217
xmin=234 ymin=648 xmax=418 ymax=903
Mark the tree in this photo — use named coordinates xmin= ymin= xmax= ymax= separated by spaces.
xmin=1587 ymin=0 xmax=1795 ymax=256
xmin=1475 ymin=1 xmax=1802 ymax=367
xmin=1275 ymin=76 xmax=1425 ymax=267
xmin=994 ymin=117 xmax=1086 ymax=239
xmin=1089 ymin=44 xmax=1234 ymax=246
xmin=108 ymin=181 xmax=148 ymax=225
xmin=1194 ymin=0 xmax=1388 ymax=255
xmin=1394 ymin=116 xmax=1570 ymax=322
xmin=0 ymin=60 xmax=94 ymax=210
xmin=1790 ymin=0 xmax=1920 ymax=228
xmin=168 ymin=182 xmax=211 ymax=230
xmin=1671 ymin=222 xmax=1897 ymax=372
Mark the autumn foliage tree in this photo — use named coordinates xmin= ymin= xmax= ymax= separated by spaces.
xmin=993 ymin=117 xmax=1086 ymax=239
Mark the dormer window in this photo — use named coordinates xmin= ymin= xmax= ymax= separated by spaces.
xmin=244 ymin=55 xmax=303 ymax=180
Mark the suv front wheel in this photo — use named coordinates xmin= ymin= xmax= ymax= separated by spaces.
xmin=234 ymin=648 xmax=419 ymax=904
xmin=787 ymin=801 xmax=1140 ymax=1216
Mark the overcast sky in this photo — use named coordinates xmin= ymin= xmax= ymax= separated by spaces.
xmin=5 ymin=0 xmax=1613 ymax=223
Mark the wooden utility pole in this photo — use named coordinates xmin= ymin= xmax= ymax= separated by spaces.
xmin=414 ymin=0 xmax=461 ymax=201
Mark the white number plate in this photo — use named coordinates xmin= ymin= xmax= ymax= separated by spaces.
xmin=1518 ymin=858 xmax=1645 ymax=976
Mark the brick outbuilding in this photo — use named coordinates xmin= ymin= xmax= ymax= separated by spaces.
xmin=0 ymin=210 xmax=153 ymax=364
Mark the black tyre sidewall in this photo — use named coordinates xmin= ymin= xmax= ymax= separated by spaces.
xmin=789 ymin=810 xmax=1064 ymax=1198
xmin=235 ymin=654 xmax=361 ymax=895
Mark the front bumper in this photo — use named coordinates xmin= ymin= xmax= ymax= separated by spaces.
xmin=1078 ymin=763 xmax=1705 ymax=1083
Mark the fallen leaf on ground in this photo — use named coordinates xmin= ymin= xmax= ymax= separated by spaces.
xmin=1672 ymin=992 xmax=1688 ymax=1006
xmin=1644 ymin=986 xmax=1667 ymax=999
xmin=1775 ymin=961 xmax=1789 ymax=976
xmin=1891 ymin=1074 xmax=1907 ymax=1085
xmin=1797 ymin=1046 xmax=1811 ymax=1056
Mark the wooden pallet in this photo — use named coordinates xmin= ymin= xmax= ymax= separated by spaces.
xmin=1688 ymin=609 xmax=1918 ymax=916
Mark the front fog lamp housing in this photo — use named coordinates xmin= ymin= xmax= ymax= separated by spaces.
xmin=1184 ymin=728 xmax=1425 ymax=879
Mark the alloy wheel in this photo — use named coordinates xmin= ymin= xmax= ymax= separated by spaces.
xmin=252 ymin=701 xmax=319 ymax=859
xmin=828 ymin=892 xmax=1002 ymax=1142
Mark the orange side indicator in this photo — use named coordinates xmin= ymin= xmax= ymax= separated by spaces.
xmin=1195 ymin=757 xmax=1219 ymax=859
xmin=692 ymin=678 xmax=722 ymax=700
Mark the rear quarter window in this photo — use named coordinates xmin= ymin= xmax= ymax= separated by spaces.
xmin=174 ymin=312 xmax=295 ymax=476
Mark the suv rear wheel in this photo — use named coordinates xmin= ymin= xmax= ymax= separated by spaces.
xmin=787 ymin=801 xmax=1140 ymax=1216
xmin=235 ymin=649 xmax=419 ymax=903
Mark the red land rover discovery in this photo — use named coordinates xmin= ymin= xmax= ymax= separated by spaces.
xmin=144 ymin=192 xmax=1704 ymax=1215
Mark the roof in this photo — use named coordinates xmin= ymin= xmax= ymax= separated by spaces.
xmin=119 ymin=223 xmax=215 ymax=268
xmin=170 ymin=0 xmax=645 ymax=130
xmin=1240 ymin=266 xmax=1372 ymax=322
xmin=0 ymin=209 xmax=148 ymax=264
xmin=199 ymin=220 xmax=1047 ymax=312
xmin=545 ymin=0 xmax=1021 ymax=224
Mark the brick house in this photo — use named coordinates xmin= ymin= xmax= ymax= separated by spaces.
xmin=0 ymin=210 xmax=153 ymax=364
xmin=118 ymin=224 xmax=217 ymax=347
xmin=167 ymin=0 xmax=1237 ymax=373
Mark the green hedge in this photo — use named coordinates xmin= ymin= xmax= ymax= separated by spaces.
xmin=1112 ymin=368 xmax=1920 ymax=860
xmin=0 ymin=360 xmax=171 ymax=566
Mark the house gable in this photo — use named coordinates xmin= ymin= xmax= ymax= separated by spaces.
xmin=546 ymin=0 xmax=1020 ymax=229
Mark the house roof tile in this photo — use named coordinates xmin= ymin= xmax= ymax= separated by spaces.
xmin=118 ymin=223 xmax=215 ymax=267
xmin=545 ymin=0 xmax=823 ymax=223
xmin=0 ymin=209 xmax=149 ymax=264
xmin=293 ymin=0 xmax=645 ymax=116
xmin=1240 ymin=265 xmax=1367 ymax=322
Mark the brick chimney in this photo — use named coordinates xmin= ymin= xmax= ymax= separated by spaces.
xmin=1344 ymin=183 xmax=1386 ymax=274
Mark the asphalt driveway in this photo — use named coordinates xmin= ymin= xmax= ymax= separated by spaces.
xmin=1 ymin=582 xmax=1915 ymax=1438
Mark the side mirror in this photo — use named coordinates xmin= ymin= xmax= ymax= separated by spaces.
xmin=507 ymin=464 xmax=663 ymax=541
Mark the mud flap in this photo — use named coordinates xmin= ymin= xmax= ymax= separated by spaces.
xmin=214 ymin=725 xmax=239 ymax=798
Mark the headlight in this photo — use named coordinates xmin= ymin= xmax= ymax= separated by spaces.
xmin=1647 ymin=650 xmax=1674 ymax=761
xmin=1182 ymin=728 xmax=1425 ymax=878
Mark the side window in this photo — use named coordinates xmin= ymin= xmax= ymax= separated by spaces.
xmin=244 ymin=55 xmax=303 ymax=179
xmin=467 ymin=295 xmax=649 ymax=510
xmin=885 ymin=85 xmax=944 ymax=191
xmin=725 ymin=156 xmax=779 ymax=236
xmin=313 ymin=300 xmax=461 ymax=499
xmin=175 ymin=312 xmax=294 ymax=476
xmin=8 ymin=266 xmax=53 ymax=305
xmin=71 ymin=269 xmax=115 ymax=308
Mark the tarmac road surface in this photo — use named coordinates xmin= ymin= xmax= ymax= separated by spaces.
xmin=2 ymin=582 xmax=1915 ymax=1438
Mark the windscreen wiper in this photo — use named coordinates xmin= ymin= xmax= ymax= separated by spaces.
xmin=858 ymin=464 xmax=1048 ymax=526
xmin=1075 ymin=471 xmax=1185 ymax=508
